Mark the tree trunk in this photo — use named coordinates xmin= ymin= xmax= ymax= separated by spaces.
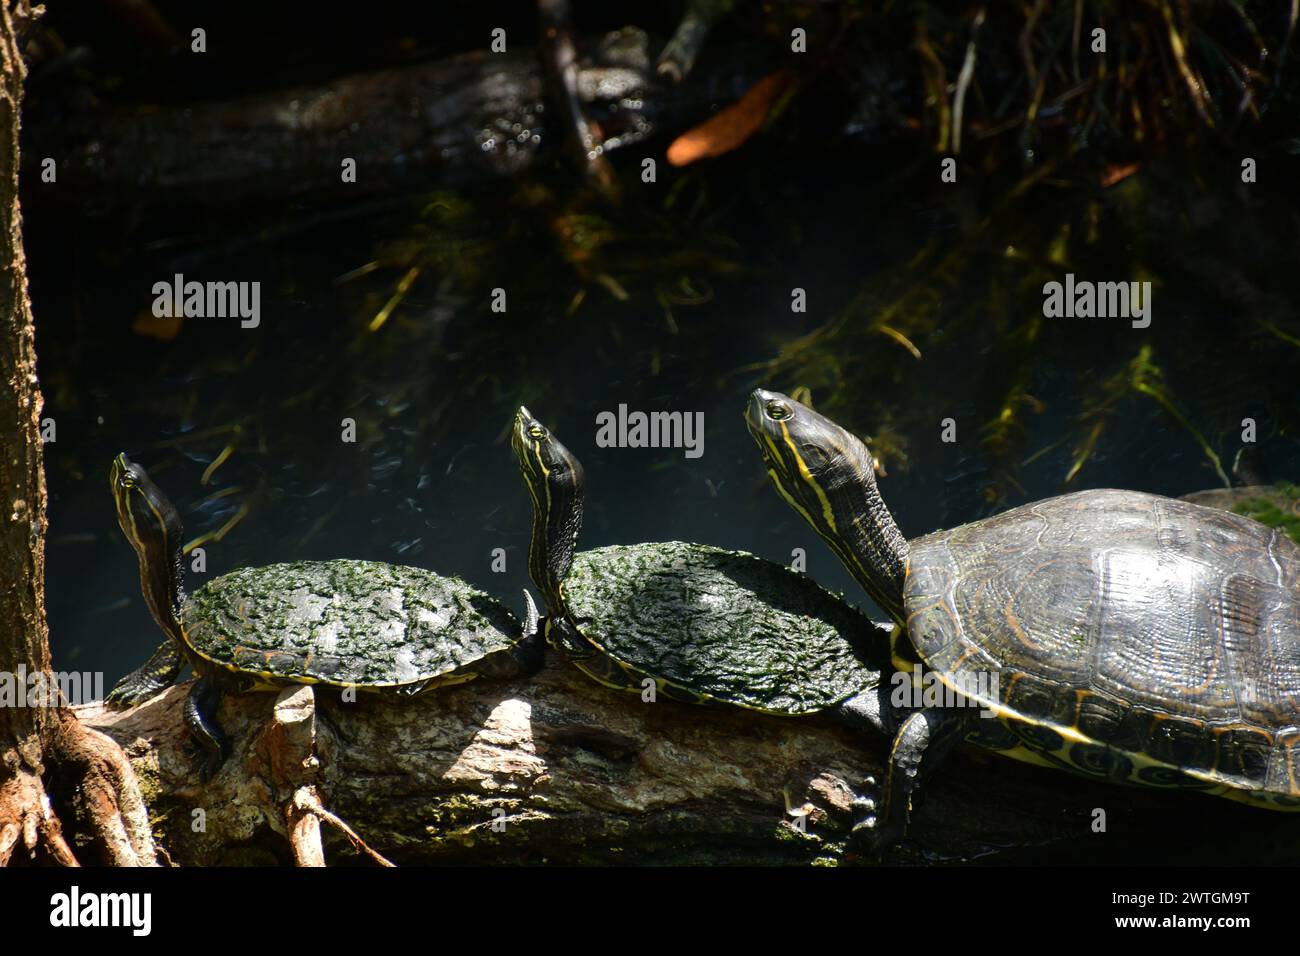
xmin=0 ymin=0 xmax=154 ymax=867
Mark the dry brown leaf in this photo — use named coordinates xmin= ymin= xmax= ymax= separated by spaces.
xmin=667 ymin=70 xmax=796 ymax=167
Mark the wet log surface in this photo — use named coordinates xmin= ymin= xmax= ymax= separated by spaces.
xmin=78 ymin=658 xmax=1296 ymax=866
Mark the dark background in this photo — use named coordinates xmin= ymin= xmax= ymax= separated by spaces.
xmin=21 ymin=0 xmax=1300 ymax=707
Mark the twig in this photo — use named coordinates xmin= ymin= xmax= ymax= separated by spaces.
xmin=951 ymin=9 xmax=987 ymax=154
xmin=292 ymin=787 xmax=396 ymax=867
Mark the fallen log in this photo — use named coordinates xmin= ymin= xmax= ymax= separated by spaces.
xmin=28 ymin=29 xmax=783 ymax=205
xmin=76 ymin=656 xmax=1291 ymax=866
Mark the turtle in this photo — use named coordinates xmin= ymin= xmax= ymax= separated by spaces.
xmin=1180 ymin=481 xmax=1300 ymax=545
xmin=745 ymin=388 xmax=1300 ymax=849
xmin=107 ymin=453 xmax=543 ymax=779
xmin=510 ymin=406 xmax=892 ymax=728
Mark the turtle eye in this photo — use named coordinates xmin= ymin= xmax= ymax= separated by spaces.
xmin=765 ymin=400 xmax=790 ymax=421
xmin=528 ymin=424 xmax=546 ymax=440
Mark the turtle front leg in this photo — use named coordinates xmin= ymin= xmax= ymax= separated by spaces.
xmin=184 ymin=673 xmax=230 ymax=782
xmin=852 ymin=706 xmax=971 ymax=854
xmin=475 ymin=632 xmax=547 ymax=680
xmin=832 ymin=684 xmax=892 ymax=737
xmin=106 ymin=639 xmax=184 ymax=706
xmin=509 ymin=628 xmax=547 ymax=676
xmin=831 ymin=620 xmax=898 ymax=737
xmin=470 ymin=590 xmax=547 ymax=680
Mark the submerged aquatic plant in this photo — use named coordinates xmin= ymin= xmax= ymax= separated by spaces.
xmin=897 ymin=0 xmax=1296 ymax=156
xmin=1067 ymin=343 xmax=1228 ymax=487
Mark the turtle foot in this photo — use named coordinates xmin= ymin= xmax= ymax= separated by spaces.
xmin=105 ymin=640 xmax=184 ymax=708
xmin=184 ymin=674 xmax=230 ymax=783
xmin=195 ymin=741 xmax=230 ymax=784
xmin=104 ymin=682 xmax=156 ymax=708
xmin=847 ymin=776 xmax=900 ymax=860
xmin=848 ymin=816 xmax=899 ymax=860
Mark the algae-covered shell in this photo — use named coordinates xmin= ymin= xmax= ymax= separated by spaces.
xmin=1180 ymin=482 xmax=1300 ymax=545
xmin=182 ymin=559 xmax=524 ymax=689
xmin=563 ymin=541 xmax=882 ymax=714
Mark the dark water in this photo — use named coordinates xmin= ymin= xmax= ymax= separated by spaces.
xmin=24 ymin=0 xmax=1300 ymax=687
xmin=17 ymin=8 xmax=1300 ymax=868
xmin=31 ymin=144 xmax=1300 ymax=684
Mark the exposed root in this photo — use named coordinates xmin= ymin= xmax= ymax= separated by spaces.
xmin=0 ymin=762 xmax=78 ymax=866
xmin=259 ymin=686 xmax=393 ymax=866
xmin=286 ymin=787 xmax=326 ymax=867
xmin=47 ymin=714 xmax=158 ymax=866
xmin=290 ymin=786 xmax=395 ymax=867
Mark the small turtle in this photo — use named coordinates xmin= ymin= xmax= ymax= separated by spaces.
xmin=510 ymin=406 xmax=890 ymax=726
xmin=746 ymin=389 xmax=1300 ymax=848
xmin=108 ymin=454 xmax=542 ymax=778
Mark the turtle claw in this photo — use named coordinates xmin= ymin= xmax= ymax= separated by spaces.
xmin=848 ymin=802 xmax=902 ymax=859
xmin=196 ymin=748 xmax=225 ymax=784
xmin=847 ymin=778 xmax=896 ymax=859
xmin=851 ymin=775 xmax=877 ymax=806
xmin=105 ymin=683 xmax=153 ymax=708
xmin=105 ymin=640 xmax=184 ymax=707
xmin=193 ymin=733 xmax=231 ymax=783
xmin=849 ymin=818 xmax=890 ymax=858
xmin=851 ymin=814 xmax=877 ymax=835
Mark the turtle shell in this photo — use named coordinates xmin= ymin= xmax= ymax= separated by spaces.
xmin=1181 ymin=482 xmax=1300 ymax=545
xmin=563 ymin=541 xmax=883 ymax=714
xmin=904 ymin=488 xmax=1300 ymax=801
xmin=180 ymin=559 xmax=522 ymax=688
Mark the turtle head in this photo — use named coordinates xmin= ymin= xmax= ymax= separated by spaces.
xmin=511 ymin=407 xmax=584 ymax=616
xmin=744 ymin=389 xmax=908 ymax=623
xmin=110 ymin=454 xmax=186 ymax=643
xmin=745 ymin=389 xmax=876 ymax=500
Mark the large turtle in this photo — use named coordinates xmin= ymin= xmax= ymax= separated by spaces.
xmin=108 ymin=453 xmax=543 ymax=778
xmin=745 ymin=389 xmax=1300 ymax=848
xmin=510 ymin=406 xmax=891 ymax=725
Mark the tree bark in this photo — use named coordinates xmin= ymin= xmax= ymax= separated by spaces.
xmin=77 ymin=657 xmax=1256 ymax=867
xmin=0 ymin=0 xmax=154 ymax=867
